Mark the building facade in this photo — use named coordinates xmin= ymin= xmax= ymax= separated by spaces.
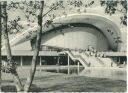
xmin=1 ymin=0 xmax=127 ymax=67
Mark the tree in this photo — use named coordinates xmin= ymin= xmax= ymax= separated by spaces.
xmin=100 ymin=0 xmax=127 ymax=26
xmin=114 ymin=36 xmax=122 ymax=50
xmin=24 ymin=1 xmax=44 ymax=92
xmin=0 ymin=2 xmax=2 ymax=92
xmin=0 ymin=1 xmax=59 ymax=92
xmin=1 ymin=1 xmax=23 ymax=91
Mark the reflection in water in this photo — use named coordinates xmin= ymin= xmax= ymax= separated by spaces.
xmin=41 ymin=67 xmax=84 ymax=75
xmin=79 ymin=67 xmax=126 ymax=81
xmin=41 ymin=67 xmax=126 ymax=81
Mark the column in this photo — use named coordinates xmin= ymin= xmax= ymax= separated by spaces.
xmin=119 ymin=57 xmax=120 ymax=64
xmin=57 ymin=56 xmax=60 ymax=65
xmin=77 ymin=61 xmax=80 ymax=75
xmin=57 ymin=56 xmax=60 ymax=73
xmin=67 ymin=55 xmax=70 ymax=74
xmin=68 ymin=55 xmax=70 ymax=67
xmin=68 ymin=67 xmax=70 ymax=75
xmin=20 ymin=56 xmax=23 ymax=66
xmin=39 ymin=56 xmax=42 ymax=72
xmin=40 ymin=56 xmax=42 ymax=66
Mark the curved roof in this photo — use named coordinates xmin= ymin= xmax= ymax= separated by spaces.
xmin=42 ymin=13 xmax=121 ymax=51
xmin=2 ymin=13 xmax=121 ymax=51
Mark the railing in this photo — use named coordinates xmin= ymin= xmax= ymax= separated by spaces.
xmin=65 ymin=50 xmax=89 ymax=67
xmin=95 ymin=57 xmax=105 ymax=66
xmin=65 ymin=50 xmax=106 ymax=67
xmin=77 ymin=55 xmax=90 ymax=66
xmin=82 ymin=51 xmax=104 ymax=66
xmin=98 ymin=51 xmax=127 ymax=56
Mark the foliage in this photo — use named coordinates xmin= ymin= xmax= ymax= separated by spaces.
xmin=1 ymin=60 xmax=17 ymax=74
xmin=100 ymin=0 xmax=127 ymax=26
xmin=67 ymin=0 xmax=94 ymax=7
xmin=8 ymin=16 xmax=23 ymax=34
xmin=67 ymin=0 xmax=83 ymax=7
xmin=114 ymin=36 xmax=122 ymax=44
xmin=6 ymin=1 xmax=66 ymax=34
xmin=5 ymin=0 xmax=127 ymax=35
xmin=7 ymin=1 xmax=40 ymax=21
xmin=50 ymin=0 xmax=65 ymax=10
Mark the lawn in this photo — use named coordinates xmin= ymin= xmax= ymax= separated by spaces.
xmin=1 ymin=70 xmax=126 ymax=92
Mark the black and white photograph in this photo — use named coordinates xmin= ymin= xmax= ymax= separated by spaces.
xmin=0 ymin=0 xmax=127 ymax=92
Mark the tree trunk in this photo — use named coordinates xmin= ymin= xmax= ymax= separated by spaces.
xmin=1 ymin=1 xmax=23 ymax=91
xmin=24 ymin=1 xmax=44 ymax=92
xmin=0 ymin=2 xmax=2 ymax=92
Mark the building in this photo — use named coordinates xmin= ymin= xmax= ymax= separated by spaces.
xmin=1 ymin=0 xmax=127 ymax=67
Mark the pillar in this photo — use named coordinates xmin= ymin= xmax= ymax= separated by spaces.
xmin=57 ymin=56 xmax=60 ymax=73
xmin=68 ymin=67 xmax=70 ymax=75
xmin=67 ymin=55 xmax=70 ymax=74
xmin=39 ymin=56 xmax=42 ymax=72
xmin=40 ymin=56 xmax=42 ymax=66
xmin=119 ymin=57 xmax=120 ymax=63
xmin=77 ymin=61 xmax=80 ymax=75
xmin=68 ymin=55 xmax=70 ymax=67
xmin=20 ymin=56 xmax=23 ymax=66
xmin=57 ymin=56 xmax=60 ymax=65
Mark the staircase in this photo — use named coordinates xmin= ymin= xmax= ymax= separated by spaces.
xmin=82 ymin=52 xmax=117 ymax=67
xmin=64 ymin=51 xmax=90 ymax=68
xmin=64 ymin=50 xmax=117 ymax=67
xmin=75 ymin=51 xmax=105 ymax=67
xmin=96 ymin=57 xmax=105 ymax=65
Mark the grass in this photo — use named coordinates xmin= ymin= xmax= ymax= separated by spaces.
xmin=1 ymin=71 xmax=126 ymax=92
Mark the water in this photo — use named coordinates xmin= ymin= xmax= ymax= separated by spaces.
xmin=40 ymin=66 xmax=126 ymax=81
xmin=41 ymin=67 xmax=84 ymax=75
xmin=79 ymin=67 xmax=126 ymax=81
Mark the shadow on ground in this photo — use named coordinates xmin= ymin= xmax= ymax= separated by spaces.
xmin=1 ymin=73 xmax=126 ymax=92
xmin=29 ymin=76 xmax=126 ymax=92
